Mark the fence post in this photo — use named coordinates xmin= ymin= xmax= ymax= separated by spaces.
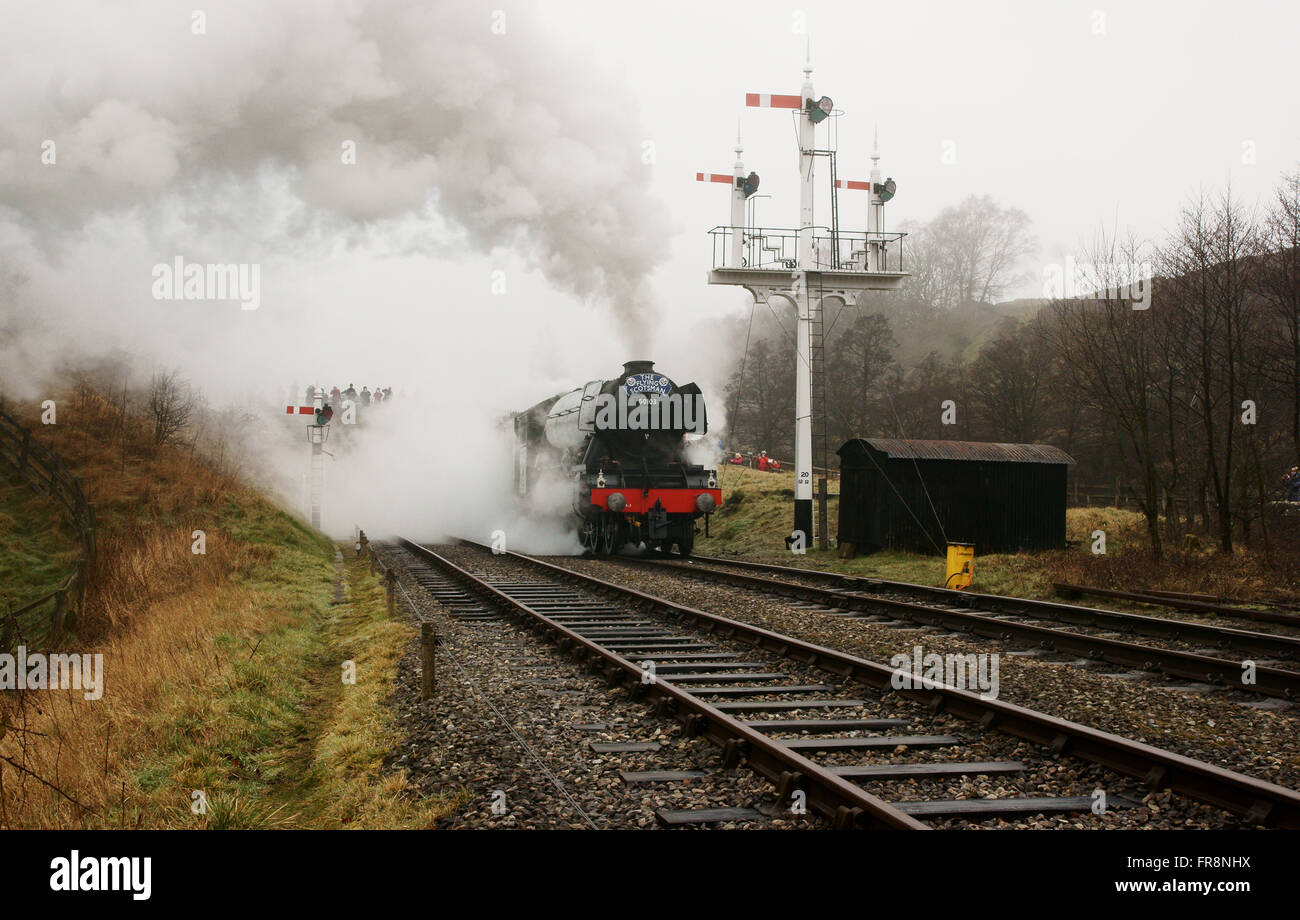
xmin=50 ymin=588 xmax=68 ymax=640
xmin=420 ymin=623 xmax=436 ymax=700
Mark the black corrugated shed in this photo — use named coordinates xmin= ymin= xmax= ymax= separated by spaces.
xmin=837 ymin=438 xmax=1076 ymax=555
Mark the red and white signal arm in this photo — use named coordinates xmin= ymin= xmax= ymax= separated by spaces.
xmin=695 ymin=172 xmax=733 ymax=185
xmin=744 ymin=93 xmax=802 ymax=109
xmin=285 ymin=405 xmax=315 ymax=415
xmin=833 ymin=179 xmax=872 ymax=191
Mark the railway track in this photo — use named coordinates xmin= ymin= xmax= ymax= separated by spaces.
xmin=608 ymin=553 xmax=1300 ymax=701
xmin=1053 ymin=581 xmax=1300 ymax=627
xmin=394 ymin=537 xmax=1300 ymax=829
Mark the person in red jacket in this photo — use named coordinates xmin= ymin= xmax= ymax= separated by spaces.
xmin=756 ymin=450 xmax=770 ymax=471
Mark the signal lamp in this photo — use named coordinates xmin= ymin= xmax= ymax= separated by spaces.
xmin=876 ymin=177 xmax=897 ymax=202
xmin=741 ymin=171 xmax=760 ymax=198
xmin=807 ymin=96 xmax=833 ymax=124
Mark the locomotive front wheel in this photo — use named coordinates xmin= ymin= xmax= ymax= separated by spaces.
xmin=600 ymin=516 xmax=619 ymax=556
xmin=580 ymin=520 xmax=598 ymax=556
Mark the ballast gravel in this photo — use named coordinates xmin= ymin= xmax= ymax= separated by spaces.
xmin=380 ymin=544 xmax=1281 ymax=829
xmin=379 ymin=544 xmax=822 ymax=829
xmin=546 ymin=555 xmax=1299 ymax=794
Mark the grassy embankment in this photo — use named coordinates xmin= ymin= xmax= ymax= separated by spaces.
xmin=700 ymin=465 xmax=1300 ymax=605
xmin=0 ymin=479 xmax=79 ymax=623
xmin=0 ymin=387 xmax=459 ymax=828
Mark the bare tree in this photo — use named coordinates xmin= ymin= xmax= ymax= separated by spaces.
xmin=723 ymin=337 xmax=795 ymax=456
xmin=1158 ymin=188 xmax=1261 ymax=552
xmin=968 ymin=318 xmax=1049 ymax=443
xmin=1040 ymin=230 xmax=1167 ymax=556
xmin=826 ymin=311 xmax=897 ymax=446
xmin=904 ymin=196 xmax=1037 ymax=310
xmin=1255 ymin=171 xmax=1300 ymax=466
xmin=146 ymin=369 xmax=196 ymax=449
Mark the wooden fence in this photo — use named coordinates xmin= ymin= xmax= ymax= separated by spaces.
xmin=0 ymin=407 xmax=95 ymax=646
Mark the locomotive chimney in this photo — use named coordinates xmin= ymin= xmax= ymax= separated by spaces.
xmin=622 ymin=360 xmax=655 ymax=375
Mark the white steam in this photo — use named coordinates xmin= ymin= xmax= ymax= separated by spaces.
xmin=318 ymin=394 xmax=584 ymax=551
xmin=0 ymin=0 xmax=668 ymax=356
xmin=0 ymin=1 xmax=716 ymax=551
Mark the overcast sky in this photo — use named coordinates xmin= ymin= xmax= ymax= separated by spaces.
xmin=616 ymin=0 xmax=1300 ymax=300
xmin=2 ymin=0 xmax=1297 ymax=410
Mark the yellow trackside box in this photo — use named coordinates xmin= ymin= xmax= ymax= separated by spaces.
xmin=945 ymin=543 xmax=974 ymax=590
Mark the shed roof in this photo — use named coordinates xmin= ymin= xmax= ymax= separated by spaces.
xmin=842 ymin=438 xmax=1076 ymax=465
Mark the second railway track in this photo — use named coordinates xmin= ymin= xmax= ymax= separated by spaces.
xmin=603 ymin=553 xmax=1300 ymax=701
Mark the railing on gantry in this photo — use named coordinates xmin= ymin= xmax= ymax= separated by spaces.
xmin=708 ymin=226 xmax=908 ymax=274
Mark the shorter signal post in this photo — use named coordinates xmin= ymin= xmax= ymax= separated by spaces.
xmin=286 ymin=387 xmax=332 ymax=529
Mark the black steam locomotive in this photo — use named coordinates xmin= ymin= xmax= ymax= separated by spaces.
xmin=513 ymin=361 xmax=721 ymax=556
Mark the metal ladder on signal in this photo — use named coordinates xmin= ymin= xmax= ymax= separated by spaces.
xmin=828 ymin=149 xmax=842 ymax=270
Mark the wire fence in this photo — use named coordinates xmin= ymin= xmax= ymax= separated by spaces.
xmin=0 ymin=407 xmax=96 ymax=647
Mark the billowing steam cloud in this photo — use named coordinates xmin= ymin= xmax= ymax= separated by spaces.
xmin=0 ymin=0 xmax=667 ymax=349
xmin=0 ymin=1 xmax=708 ymax=549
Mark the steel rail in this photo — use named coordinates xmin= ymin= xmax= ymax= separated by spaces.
xmin=478 ymin=543 xmax=1300 ymax=828
xmin=667 ymin=555 xmax=1300 ymax=656
xmin=398 ymin=538 xmax=927 ymax=830
xmin=617 ymin=556 xmax=1300 ymax=697
xmin=1054 ymin=582 xmax=1300 ymax=628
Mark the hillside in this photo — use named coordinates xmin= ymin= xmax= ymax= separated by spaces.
xmin=0 ymin=478 xmax=78 ymax=619
xmin=0 ymin=384 xmax=457 ymax=828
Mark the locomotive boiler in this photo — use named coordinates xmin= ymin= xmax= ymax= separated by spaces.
xmin=513 ymin=361 xmax=721 ymax=556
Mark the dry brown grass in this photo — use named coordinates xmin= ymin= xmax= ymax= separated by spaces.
xmin=701 ymin=467 xmax=1300 ymax=605
xmin=1051 ymin=544 xmax=1300 ymax=606
xmin=0 ymin=382 xmax=457 ymax=828
xmin=0 ymin=541 xmax=311 ymax=827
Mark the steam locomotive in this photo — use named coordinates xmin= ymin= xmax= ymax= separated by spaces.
xmin=513 ymin=361 xmax=722 ymax=556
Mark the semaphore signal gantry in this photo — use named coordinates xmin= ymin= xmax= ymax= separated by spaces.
xmin=700 ymin=56 xmax=910 ymax=551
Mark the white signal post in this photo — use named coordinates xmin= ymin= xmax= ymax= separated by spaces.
xmin=287 ymin=386 xmax=328 ymax=529
xmin=837 ymin=167 xmax=886 ymax=270
xmin=732 ymin=141 xmax=747 ymax=268
xmin=694 ymin=136 xmax=750 ymax=269
xmin=793 ymin=61 xmax=817 ymax=544
xmin=868 ymin=128 xmax=886 ymax=271
xmin=706 ymin=59 xmax=910 ymax=551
